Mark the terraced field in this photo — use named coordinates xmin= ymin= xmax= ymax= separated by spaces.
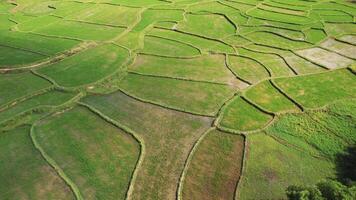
xmin=0 ymin=0 xmax=355 ymax=199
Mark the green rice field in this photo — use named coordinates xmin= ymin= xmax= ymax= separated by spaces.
xmin=1 ymin=0 xmax=355 ymax=199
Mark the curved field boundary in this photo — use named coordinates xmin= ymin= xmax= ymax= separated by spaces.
xmin=234 ymin=133 xmax=247 ymax=200
xmin=0 ymin=86 xmax=54 ymax=112
xmin=269 ymin=79 xmax=304 ymax=112
xmin=30 ymin=118 xmax=84 ymax=200
xmin=77 ymin=102 xmax=145 ymax=200
xmin=176 ymin=127 xmax=215 ymax=200
xmin=318 ymin=45 xmax=356 ymax=61
xmin=224 ymin=54 xmax=253 ymax=85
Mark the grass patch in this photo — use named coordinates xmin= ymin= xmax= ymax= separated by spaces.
xmin=0 ymin=45 xmax=45 ymax=67
xmin=33 ymin=106 xmax=140 ymax=200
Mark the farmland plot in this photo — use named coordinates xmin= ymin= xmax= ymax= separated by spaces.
xmin=1 ymin=0 xmax=356 ymax=199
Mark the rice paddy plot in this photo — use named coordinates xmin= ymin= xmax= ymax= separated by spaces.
xmin=119 ymin=73 xmax=235 ymax=116
xmin=245 ymin=81 xmax=299 ymax=113
xmin=19 ymin=15 xmax=126 ymax=41
xmin=244 ymin=31 xmax=311 ymax=50
xmin=338 ymin=35 xmax=356 ymax=45
xmin=303 ymin=28 xmax=327 ymax=44
xmin=295 ymin=47 xmax=353 ymax=69
xmin=0 ymin=45 xmax=46 ymax=67
xmin=64 ymin=4 xmax=140 ymax=27
xmin=266 ymin=100 xmax=356 ymax=159
xmin=320 ymin=38 xmax=356 ymax=59
xmin=37 ymin=44 xmax=129 ymax=88
xmin=274 ymin=69 xmax=356 ymax=109
xmin=324 ymin=23 xmax=356 ymax=37
xmin=182 ymin=129 xmax=244 ymax=200
xmin=282 ymin=52 xmax=326 ymax=74
xmin=219 ymin=97 xmax=274 ymax=132
xmin=238 ymin=48 xmax=294 ymax=77
xmin=239 ymin=26 xmax=305 ymax=41
xmin=0 ymin=90 xmax=77 ymax=124
xmin=130 ymin=54 xmax=237 ymax=84
xmin=132 ymin=9 xmax=184 ymax=32
xmin=0 ymin=72 xmax=51 ymax=107
xmin=148 ymin=28 xmax=235 ymax=54
xmin=0 ymin=31 xmax=80 ymax=57
xmin=228 ymin=55 xmax=270 ymax=84
xmin=177 ymin=13 xmax=236 ymax=39
xmin=141 ymin=35 xmax=200 ymax=57
xmin=82 ymin=91 xmax=212 ymax=200
xmin=33 ymin=106 xmax=140 ymax=200
xmin=0 ymin=126 xmax=75 ymax=200
xmin=238 ymin=133 xmax=335 ymax=200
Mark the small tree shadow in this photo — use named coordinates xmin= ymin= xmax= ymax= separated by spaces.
xmin=335 ymin=145 xmax=356 ymax=185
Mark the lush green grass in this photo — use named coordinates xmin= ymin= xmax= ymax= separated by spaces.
xmin=0 ymin=90 xmax=76 ymax=124
xmin=267 ymin=100 xmax=356 ymax=159
xmin=33 ymin=106 xmax=140 ymax=200
xmin=275 ymin=69 xmax=356 ymax=108
xmin=239 ymin=132 xmax=335 ymax=200
xmin=119 ymin=73 xmax=235 ymax=115
xmin=37 ymin=44 xmax=129 ymax=87
xmin=0 ymin=126 xmax=75 ymax=200
xmin=220 ymin=97 xmax=274 ymax=131
xmin=0 ymin=72 xmax=51 ymax=107
xmin=82 ymin=91 xmax=212 ymax=200
xmin=182 ymin=129 xmax=244 ymax=200
xmin=245 ymin=81 xmax=298 ymax=113
xmin=130 ymin=54 xmax=236 ymax=84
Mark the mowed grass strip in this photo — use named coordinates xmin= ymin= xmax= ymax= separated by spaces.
xmin=0 ymin=72 xmax=51 ymax=107
xmin=130 ymin=54 xmax=236 ymax=84
xmin=220 ymin=97 xmax=273 ymax=131
xmin=37 ymin=44 xmax=129 ymax=87
xmin=33 ymin=107 xmax=140 ymax=200
xmin=82 ymin=91 xmax=212 ymax=200
xmin=119 ymin=73 xmax=235 ymax=116
xmin=267 ymin=100 xmax=356 ymax=159
xmin=245 ymin=81 xmax=299 ymax=113
xmin=141 ymin=35 xmax=200 ymax=57
xmin=0 ymin=126 xmax=75 ymax=200
xmin=182 ymin=129 xmax=244 ymax=200
xmin=238 ymin=133 xmax=335 ymax=200
xmin=0 ymin=90 xmax=76 ymax=124
xmin=275 ymin=69 xmax=356 ymax=108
